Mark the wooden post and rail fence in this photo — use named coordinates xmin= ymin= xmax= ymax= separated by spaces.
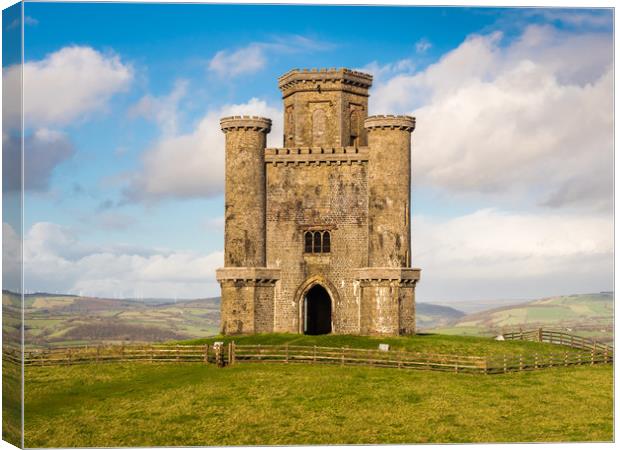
xmin=6 ymin=328 xmax=613 ymax=375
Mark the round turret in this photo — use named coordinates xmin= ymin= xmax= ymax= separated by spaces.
xmin=220 ymin=116 xmax=272 ymax=133
xmin=365 ymin=115 xmax=416 ymax=268
xmin=364 ymin=115 xmax=415 ymax=132
xmin=220 ymin=115 xmax=271 ymax=267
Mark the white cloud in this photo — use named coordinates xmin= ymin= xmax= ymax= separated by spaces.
xmin=3 ymin=128 xmax=75 ymax=192
xmin=209 ymin=44 xmax=267 ymax=78
xmin=3 ymin=46 xmax=133 ymax=128
xmin=208 ymin=35 xmax=333 ymax=78
xmin=125 ymin=97 xmax=282 ymax=202
xmin=415 ymin=37 xmax=432 ymax=54
xmin=371 ymin=25 xmax=612 ymax=211
xmin=413 ymin=209 xmax=613 ymax=301
xmin=18 ymin=222 xmax=223 ymax=298
xmin=534 ymin=10 xmax=612 ymax=29
xmin=129 ymin=79 xmax=188 ymax=136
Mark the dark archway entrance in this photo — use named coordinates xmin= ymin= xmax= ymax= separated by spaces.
xmin=304 ymin=285 xmax=332 ymax=335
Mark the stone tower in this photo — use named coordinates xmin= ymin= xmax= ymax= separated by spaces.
xmin=216 ymin=68 xmax=421 ymax=336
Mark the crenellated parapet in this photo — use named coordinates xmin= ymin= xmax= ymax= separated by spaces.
xmin=265 ymin=146 xmax=368 ymax=166
xmin=278 ymin=68 xmax=373 ymax=98
xmin=364 ymin=115 xmax=416 ymax=132
xmin=220 ymin=116 xmax=272 ymax=133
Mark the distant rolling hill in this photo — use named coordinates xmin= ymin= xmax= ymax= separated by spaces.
xmin=3 ymin=291 xmax=221 ymax=348
xmin=3 ymin=290 xmax=612 ymax=347
xmin=415 ymin=303 xmax=465 ymax=330
xmin=430 ymin=292 xmax=613 ymax=342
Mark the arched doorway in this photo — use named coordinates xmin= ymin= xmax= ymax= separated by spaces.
xmin=303 ymin=285 xmax=332 ymax=335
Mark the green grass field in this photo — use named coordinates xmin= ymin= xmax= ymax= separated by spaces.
xmin=179 ymin=332 xmax=585 ymax=357
xmin=24 ymin=362 xmax=612 ymax=446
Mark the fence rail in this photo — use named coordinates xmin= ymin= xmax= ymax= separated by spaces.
xmin=5 ymin=329 xmax=613 ymax=375
xmin=502 ymin=328 xmax=614 ymax=353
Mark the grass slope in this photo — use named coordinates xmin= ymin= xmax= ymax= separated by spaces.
xmin=24 ymin=362 xmax=612 ymax=446
xmin=416 ymin=302 xmax=465 ymax=329
xmin=432 ymin=293 xmax=613 ymax=340
xmin=178 ymin=332 xmax=585 ymax=357
xmin=10 ymin=291 xmax=221 ymax=347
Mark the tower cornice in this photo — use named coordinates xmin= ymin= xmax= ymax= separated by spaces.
xmin=278 ymin=68 xmax=373 ymax=98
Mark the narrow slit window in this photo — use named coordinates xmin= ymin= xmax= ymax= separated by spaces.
xmin=304 ymin=232 xmax=313 ymax=253
xmin=322 ymin=231 xmax=331 ymax=253
xmin=313 ymin=231 xmax=322 ymax=253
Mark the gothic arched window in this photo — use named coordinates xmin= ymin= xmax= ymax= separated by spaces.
xmin=350 ymin=109 xmax=362 ymax=146
xmin=312 ymin=109 xmax=327 ymax=146
xmin=313 ymin=231 xmax=322 ymax=253
xmin=304 ymin=230 xmax=331 ymax=254
xmin=304 ymin=232 xmax=313 ymax=253
xmin=322 ymin=231 xmax=331 ymax=253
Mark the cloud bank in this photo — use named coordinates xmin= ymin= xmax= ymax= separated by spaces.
xmin=11 ymin=221 xmax=223 ymax=298
xmin=4 ymin=45 xmax=133 ymax=129
xmin=371 ymin=25 xmax=613 ymax=211
xmin=125 ymin=97 xmax=282 ymax=202
xmin=413 ymin=208 xmax=613 ymax=300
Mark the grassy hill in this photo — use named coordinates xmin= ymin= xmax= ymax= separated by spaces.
xmin=23 ymin=359 xmax=612 ymax=446
xmin=10 ymin=291 xmax=465 ymax=348
xmin=6 ymin=291 xmax=613 ymax=347
xmin=431 ymin=293 xmax=613 ymax=341
xmin=8 ymin=291 xmax=220 ymax=347
xmin=178 ymin=332 xmax=586 ymax=357
xmin=416 ymin=302 xmax=465 ymax=329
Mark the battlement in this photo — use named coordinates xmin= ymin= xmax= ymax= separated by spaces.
xmin=265 ymin=146 xmax=369 ymax=165
xmin=278 ymin=68 xmax=373 ymax=97
xmin=220 ymin=116 xmax=272 ymax=133
xmin=364 ymin=115 xmax=416 ymax=132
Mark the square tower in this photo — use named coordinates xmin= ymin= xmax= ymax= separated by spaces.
xmin=279 ymin=68 xmax=373 ymax=148
xmin=216 ymin=68 xmax=421 ymax=336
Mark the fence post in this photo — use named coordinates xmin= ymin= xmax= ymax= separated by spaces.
xmin=258 ymin=344 xmax=261 ymax=361
xmin=604 ymin=348 xmax=609 ymax=364
xmin=591 ymin=348 xmax=595 ymax=366
xmin=313 ymin=345 xmax=317 ymax=363
xmin=204 ymin=344 xmax=209 ymax=364
xmin=570 ymin=335 xmax=574 ymax=348
xmin=227 ymin=342 xmax=232 ymax=365
xmin=564 ymin=351 xmax=568 ymax=367
xmin=285 ymin=343 xmax=289 ymax=363
xmin=503 ymin=355 xmax=507 ymax=373
xmin=538 ymin=328 xmax=543 ymax=342
xmin=341 ymin=347 xmax=345 ymax=366
xmin=519 ymin=354 xmax=523 ymax=371
xmin=231 ymin=342 xmax=235 ymax=365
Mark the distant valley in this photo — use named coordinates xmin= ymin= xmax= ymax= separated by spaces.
xmin=2 ymin=290 xmax=613 ymax=347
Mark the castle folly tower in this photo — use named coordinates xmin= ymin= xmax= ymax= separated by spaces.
xmin=216 ymin=68 xmax=421 ymax=336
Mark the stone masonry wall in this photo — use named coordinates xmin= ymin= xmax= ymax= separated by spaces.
xmin=266 ymin=159 xmax=368 ymax=334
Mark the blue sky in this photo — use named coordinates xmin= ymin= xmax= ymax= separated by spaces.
xmin=3 ymin=3 xmax=613 ymax=301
